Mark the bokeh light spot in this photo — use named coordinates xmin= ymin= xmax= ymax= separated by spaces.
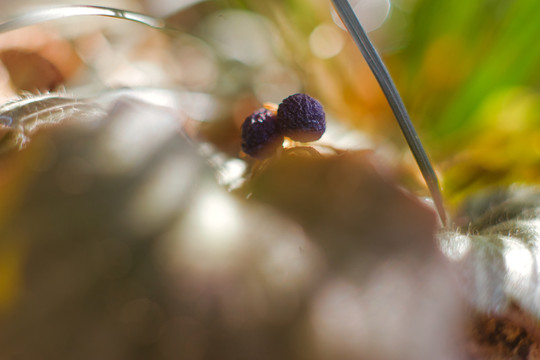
xmin=332 ymin=0 xmax=391 ymax=33
xmin=309 ymin=23 xmax=345 ymax=59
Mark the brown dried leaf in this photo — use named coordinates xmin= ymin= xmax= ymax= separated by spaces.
xmin=244 ymin=148 xmax=439 ymax=261
xmin=239 ymin=148 xmax=464 ymax=359
xmin=0 ymin=49 xmax=64 ymax=92
xmin=0 ymin=99 xmax=465 ymax=360
xmin=0 ymin=25 xmax=83 ymax=95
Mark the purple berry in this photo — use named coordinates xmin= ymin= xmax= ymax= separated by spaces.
xmin=241 ymin=108 xmax=284 ymax=158
xmin=277 ymin=93 xmax=326 ymax=142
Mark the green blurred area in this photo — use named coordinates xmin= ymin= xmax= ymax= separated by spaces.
xmin=398 ymin=0 xmax=540 ymax=204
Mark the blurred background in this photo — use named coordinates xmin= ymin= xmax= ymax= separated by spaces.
xmin=0 ymin=0 xmax=539 ymax=358
xmin=0 ymin=0 xmax=538 ymax=204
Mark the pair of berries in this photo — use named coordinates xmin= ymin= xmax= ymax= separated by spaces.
xmin=241 ymin=93 xmax=326 ymax=158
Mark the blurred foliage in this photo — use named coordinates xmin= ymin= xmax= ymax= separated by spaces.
xmin=219 ymin=0 xmax=540 ymax=207
xmin=0 ymin=0 xmax=537 ymax=211
xmin=394 ymin=0 xmax=540 ymax=205
xmin=1 ymin=1 xmax=540 ymax=358
xmin=128 ymin=0 xmax=535 ymax=209
xmin=0 ymin=0 xmax=538 ymax=204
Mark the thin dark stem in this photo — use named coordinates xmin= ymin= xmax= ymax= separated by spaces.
xmin=331 ymin=0 xmax=447 ymax=226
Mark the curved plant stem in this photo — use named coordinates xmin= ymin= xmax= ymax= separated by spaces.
xmin=332 ymin=0 xmax=447 ymax=226
xmin=0 ymin=5 xmax=171 ymax=34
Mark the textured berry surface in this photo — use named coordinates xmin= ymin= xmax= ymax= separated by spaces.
xmin=241 ymin=108 xmax=283 ymax=158
xmin=277 ymin=93 xmax=326 ymax=142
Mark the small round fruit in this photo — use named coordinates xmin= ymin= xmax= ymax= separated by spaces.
xmin=277 ymin=93 xmax=326 ymax=142
xmin=241 ymin=108 xmax=284 ymax=158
